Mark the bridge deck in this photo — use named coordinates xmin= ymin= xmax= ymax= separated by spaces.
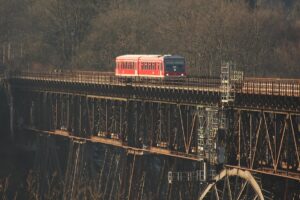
xmin=8 ymin=71 xmax=300 ymax=97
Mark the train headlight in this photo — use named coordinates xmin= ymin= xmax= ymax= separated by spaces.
xmin=166 ymin=73 xmax=169 ymax=76
xmin=181 ymin=73 xmax=184 ymax=76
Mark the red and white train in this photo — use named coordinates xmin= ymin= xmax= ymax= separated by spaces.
xmin=115 ymin=54 xmax=186 ymax=78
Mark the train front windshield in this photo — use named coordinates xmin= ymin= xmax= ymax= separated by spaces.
xmin=164 ymin=59 xmax=185 ymax=73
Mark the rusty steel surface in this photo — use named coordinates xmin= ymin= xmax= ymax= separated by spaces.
xmin=226 ymin=165 xmax=300 ymax=182
xmin=27 ymin=127 xmax=201 ymax=161
xmin=5 ymin=70 xmax=300 ymax=199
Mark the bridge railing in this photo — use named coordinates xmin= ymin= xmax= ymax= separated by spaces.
xmin=10 ymin=70 xmax=122 ymax=85
xmin=243 ymin=78 xmax=300 ymax=97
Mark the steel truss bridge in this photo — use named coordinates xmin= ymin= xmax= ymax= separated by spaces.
xmin=2 ymin=67 xmax=300 ymax=200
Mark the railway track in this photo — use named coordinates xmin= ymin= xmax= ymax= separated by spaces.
xmin=8 ymin=70 xmax=300 ymax=97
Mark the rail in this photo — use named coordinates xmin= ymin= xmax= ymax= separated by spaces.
xmin=9 ymin=71 xmax=221 ymax=91
xmin=7 ymin=71 xmax=300 ymax=97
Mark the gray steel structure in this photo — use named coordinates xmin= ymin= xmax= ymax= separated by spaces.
xmin=3 ymin=70 xmax=300 ymax=199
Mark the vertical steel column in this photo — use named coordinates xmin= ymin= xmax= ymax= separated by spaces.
xmin=36 ymin=92 xmax=42 ymax=130
xmin=141 ymin=101 xmax=146 ymax=147
xmin=127 ymin=154 xmax=136 ymax=200
xmin=91 ymin=98 xmax=95 ymax=135
xmin=238 ymin=110 xmax=241 ymax=166
xmin=79 ymin=96 xmax=82 ymax=135
xmin=136 ymin=101 xmax=141 ymax=148
xmin=126 ymin=101 xmax=135 ymax=146
xmin=70 ymin=95 xmax=76 ymax=134
xmin=63 ymin=94 xmax=67 ymax=129
xmin=118 ymin=152 xmax=129 ymax=200
xmin=249 ymin=113 xmax=253 ymax=167
xmin=66 ymin=94 xmax=70 ymax=131
xmin=55 ymin=93 xmax=59 ymax=129
xmin=167 ymin=104 xmax=171 ymax=148
xmin=83 ymin=96 xmax=89 ymax=136
xmin=42 ymin=92 xmax=49 ymax=130
xmin=49 ymin=93 xmax=54 ymax=130
xmin=119 ymin=101 xmax=123 ymax=141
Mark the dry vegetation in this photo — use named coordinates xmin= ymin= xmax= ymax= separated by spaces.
xmin=0 ymin=0 xmax=300 ymax=75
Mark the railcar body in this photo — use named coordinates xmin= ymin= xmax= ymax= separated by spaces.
xmin=115 ymin=54 xmax=186 ymax=78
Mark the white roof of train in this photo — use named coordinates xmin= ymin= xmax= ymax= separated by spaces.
xmin=116 ymin=54 xmax=164 ymax=59
xmin=116 ymin=54 xmax=184 ymax=60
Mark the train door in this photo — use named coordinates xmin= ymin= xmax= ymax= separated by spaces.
xmin=134 ymin=61 xmax=138 ymax=76
xmin=159 ymin=62 xmax=163 ymax=77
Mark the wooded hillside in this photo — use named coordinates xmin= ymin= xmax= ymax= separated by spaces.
xmin=1 ymin=0 xmax=300 ymax=77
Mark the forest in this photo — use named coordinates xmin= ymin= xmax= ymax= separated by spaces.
xmin=1 ymin=0 xmax=300 ymax=77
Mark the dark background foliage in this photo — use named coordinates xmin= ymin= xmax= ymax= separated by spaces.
xmin=1 ymin=0 xmax=300 ymax=77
